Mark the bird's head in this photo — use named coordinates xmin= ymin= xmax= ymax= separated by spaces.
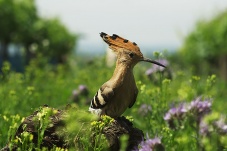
xmin=100 ymin=32 xmax=166 ymax=68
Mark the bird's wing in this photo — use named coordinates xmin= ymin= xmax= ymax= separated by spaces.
xmin=90 ymin=84 xmax=114 ymax=109
xmin=128 ymin=88 xmax=138 ymax=108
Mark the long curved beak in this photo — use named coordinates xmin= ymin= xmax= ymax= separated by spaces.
xmin=140 ymin=58 xmax=166 ymax=68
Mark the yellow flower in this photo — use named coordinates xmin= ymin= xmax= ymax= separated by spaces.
xmin=9 ymin=90 xmax=16 ymax=96
xmin=3 ymin=115 xmax=9 ymax=121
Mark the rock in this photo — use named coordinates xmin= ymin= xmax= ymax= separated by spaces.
xmin=103 ymin=116 xmax=144 ymax=151
xmin=1 ymin=106 xmax=66 ymax=151
xmin=1 ymin=106 xmax=144 ymax=151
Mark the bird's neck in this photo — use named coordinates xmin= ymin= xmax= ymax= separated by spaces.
xmin=110 ymin=59 xmax=134 ymax=85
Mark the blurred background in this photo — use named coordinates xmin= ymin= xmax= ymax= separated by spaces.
xmin=1 ymin=0 xmax=227 ymax=106
xmin=0 ymin=0 xmax=227 ymax=76
xmin=1 ymin=0 xmax=227 ymax=108
xmin=36 ymin=0 xmax=227 ymax=55
xmin=1 ymin=1 xmax=227 ymax=149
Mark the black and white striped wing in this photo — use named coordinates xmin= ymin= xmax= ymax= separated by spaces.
xmin=90 ymin=85 xmax=114 ymax=109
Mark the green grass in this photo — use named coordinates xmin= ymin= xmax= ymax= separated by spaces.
xmin=0 ymin=54 xmax=227 ymax=150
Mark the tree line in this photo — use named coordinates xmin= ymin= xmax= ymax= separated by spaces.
xmin=0 ymin=0 xmax=77 ymax=65
xmin=179 ymin=10 xmax=227 ymax=81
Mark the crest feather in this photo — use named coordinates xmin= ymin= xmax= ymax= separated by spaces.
xmin=100 ymin=32 xmax=142 ymax=57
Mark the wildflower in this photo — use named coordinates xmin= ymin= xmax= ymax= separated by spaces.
xmin=9 ymin=90 xmax=16 ymax=96
xmin=26 ymin=86 xmax=35 ymax=95
xmin=139 ymin=136 xmax=164 ymax=151
xmin=3 ymin=115 xmax=9 ymax=121
xmin=125 ymin=116 xmax=134 ymax=122
xmin=145 ymin=59 xmax=169 ymax=76
xmin=72 ymin=90 xmax=79 ymax=103
xmin=145 ymin=59 xmax=171 ymax=84
xmin=164 ymin=97 xmax=213 ymax=129
xmin=199 ymin=121 xmax=209 ymax=136
xmin=214 ymin=116 xmax=227 ymax=134
xmin=145 ymin=68 xmax=156 ymax=76
xmin=138 ymin=104 xmax=152 ymax=116
xmin=78 ymin=85 xmax=89 ymax=96
xmin=71 ymin=85 xmax=89 ymax=103
xmin=189 ymin=97 xmax=212 ymax=116
xmin=164 ymin=103 xmax=188 ymax=121
xmin=164 ymin=103 xmax=188 ymax=128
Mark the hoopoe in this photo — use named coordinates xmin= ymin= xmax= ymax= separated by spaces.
xmin=89 ymin=32 xmax=165 ymax=118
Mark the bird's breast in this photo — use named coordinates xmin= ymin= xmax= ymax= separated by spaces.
xmin=102 ymin=76 xmax=137 ymax=117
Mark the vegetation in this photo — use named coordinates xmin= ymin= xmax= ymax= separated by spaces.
xmin=180 ymin=10 xmax=227 ymax=80
xmin=0 ymin=52 xmax=227 ymax=150
xmin=0 ymin=0 xmax=77 ymax=64
xmin=0 ymin=1 xmax=227 ymax=150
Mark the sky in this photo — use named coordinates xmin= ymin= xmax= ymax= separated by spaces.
xmin=35 ymin=0 xmax=227 ymax=53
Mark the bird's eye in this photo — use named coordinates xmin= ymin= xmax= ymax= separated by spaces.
xmin=129 ymin=52 xmax=134 ymax=58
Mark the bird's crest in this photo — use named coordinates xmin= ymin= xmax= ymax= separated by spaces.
xmin=100 ymin=32 xmax=142 ymax=57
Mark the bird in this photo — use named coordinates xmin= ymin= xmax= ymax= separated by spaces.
xmin=89 ymin=32 xmax=166 ymax=118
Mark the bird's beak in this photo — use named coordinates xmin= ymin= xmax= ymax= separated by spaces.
xmin=140 ymin=58 xmax=166 ymax=68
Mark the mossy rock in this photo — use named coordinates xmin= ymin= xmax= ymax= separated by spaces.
xmin=1 ymin=105 xmax=144 ymax=151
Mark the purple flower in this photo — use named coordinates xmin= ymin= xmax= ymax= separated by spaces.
xmin=72 ymin=90 xmax=79 ymax=103
xmin=138 ymin=104 xmax=152 ymax=116
xmin=199 ymin=121 xmax=209 ymax=136
xmin=145 ymin=68 xmax=156 ymax=76
xmin=139 ymin=136 xmax=163 ymax=151
xmin=78 ymin=85 xmax=89 ymax=96
xmin=145 ymin=59 xmax=169 ymax=76
xmin=164 ymin=103 xmax=188 ymax=121
xmin=189 ymin=97 xmax=212 ymax=115
xmin=72 ymin=90 xmax=79 ymax=96
xmin=214 ymin=116 xmax=227 ymax=134
xmin=164 ymin=97 xmax=212 ymax=129
xmin=164 ymin=103 xmax=188 ymax=129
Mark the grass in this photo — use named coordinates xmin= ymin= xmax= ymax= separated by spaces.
xmin=0 ymin=53 xmax=227 ymax=150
